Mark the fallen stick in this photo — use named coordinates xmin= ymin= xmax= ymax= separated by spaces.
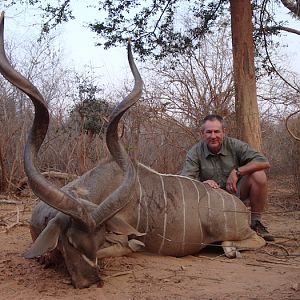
xmin=0 ymin=199 xmax=20 ymax=204
xmin=104 ymin=270 xmax=133 ymax=279
xmin=256 ymin=258 xmax=299 ymax=267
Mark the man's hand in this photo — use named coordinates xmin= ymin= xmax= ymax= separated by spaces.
xmin=203 ymin=180 xmax=220 ymax=189
xmin=226 ymin=169 xmax=239 ymax=193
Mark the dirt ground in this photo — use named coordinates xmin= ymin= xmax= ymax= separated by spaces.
xmin=0 ymin=176 xmax=299 ymax=300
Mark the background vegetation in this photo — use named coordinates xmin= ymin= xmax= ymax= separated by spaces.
xmin=0 ymin=3 xmax=299 ymax=198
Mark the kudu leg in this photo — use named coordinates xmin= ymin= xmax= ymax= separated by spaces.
xmin=222 ymin=233 xmax=266 ymax=258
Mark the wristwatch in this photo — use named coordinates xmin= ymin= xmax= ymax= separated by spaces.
xmin=235 ymin=167 xmax=242 ymax=178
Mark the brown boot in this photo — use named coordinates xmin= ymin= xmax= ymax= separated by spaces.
xmin=251 ymin=220 xmax=274 ymax=241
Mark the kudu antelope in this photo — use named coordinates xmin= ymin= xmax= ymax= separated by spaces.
xmin=0 ymin=12 xmax=265 ymax=289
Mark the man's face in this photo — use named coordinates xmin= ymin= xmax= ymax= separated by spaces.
xmin=202 ymin=119 xmax=225 ymax=153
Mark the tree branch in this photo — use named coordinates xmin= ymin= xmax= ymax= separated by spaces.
xmin=266 ymin=25 xmax=300 ymax=35
xmin=281 ymin=0 xmax=300 ymax=18
xmin=285 ymin=109 xmax=300 ymax=141
xmin=260 ymin=0 xmax=300 ymax=93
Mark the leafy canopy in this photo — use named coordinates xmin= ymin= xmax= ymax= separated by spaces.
xmin=2 ymin=0 xmax=297 ymax=64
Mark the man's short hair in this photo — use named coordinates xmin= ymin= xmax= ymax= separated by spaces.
xmin=202 ymin=114 xmax=226 ymax=130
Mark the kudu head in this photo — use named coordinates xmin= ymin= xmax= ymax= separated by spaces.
xmin=0 ymin=12 xmax=143 ymax=288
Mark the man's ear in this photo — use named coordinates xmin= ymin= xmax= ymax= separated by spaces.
xmin=200 ymin=130 xmax=204 ymax=139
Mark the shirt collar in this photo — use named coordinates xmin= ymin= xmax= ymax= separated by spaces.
xmin=203 ymin=138 xmax=229 ymax=158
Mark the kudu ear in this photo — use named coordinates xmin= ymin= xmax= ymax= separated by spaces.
xmin=23 ymin=218 xmax=61 ymax=258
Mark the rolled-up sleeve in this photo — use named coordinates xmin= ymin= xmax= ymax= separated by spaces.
xmin=235 ymin=139 xmax=269 ymax=165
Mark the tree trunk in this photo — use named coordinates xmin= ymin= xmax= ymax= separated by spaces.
xmin=0 ymin=142 xmax=8 ymax=193
xmin=230 ymin=0 xmax=262 ymax=151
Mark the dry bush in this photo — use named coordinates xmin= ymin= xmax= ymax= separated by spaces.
xmin=286 ymin=113 xmax=300 ymax=198
xmin=1 ymin=18 xmax=299 ymax=199
xmin=0 ymin=85 xmax=31 ymax=192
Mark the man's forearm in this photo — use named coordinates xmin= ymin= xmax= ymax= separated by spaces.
xmin=236 ymin=161 xmax=270 ymax=176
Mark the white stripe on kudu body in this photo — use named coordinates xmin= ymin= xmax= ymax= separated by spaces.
xmin=202 ymin=183 xmax=212 ymax=229
xmin=158 ymin=174 xmax=168 ymax=254
xmin=137 ymin=173 xmax=149 ymax=235
xmin=135 ymin=174 xmax=142 ymax=231
xmin=190 ymin=179 xmax=203 ymax=242
xmin=177 ymin=177 xmax=186 ymax=255
xmin=231 ymin=193 xmax=238 ymax=237
xmin=215 ymin=189 xmax=228 ymax=235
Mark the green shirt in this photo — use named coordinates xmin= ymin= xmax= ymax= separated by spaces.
xmin=180 ymin=136 xmax=268 ymax=189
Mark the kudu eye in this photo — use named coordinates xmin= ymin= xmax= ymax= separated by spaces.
xmin=66 ymin=234 xmax=98 ymax=267
xmin=67 ymin=234 xmax=77 ymax=249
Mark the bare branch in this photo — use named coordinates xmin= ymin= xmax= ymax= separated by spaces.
xmin=281 ymin=0 xmax=300 ymax=18
xmin=266 ymin=25 xmax=300 ymax=35
xmin=260 ymin=0 xmax=300 ymax=93
xmin=285 ymin=109 xmax=300 ymax=141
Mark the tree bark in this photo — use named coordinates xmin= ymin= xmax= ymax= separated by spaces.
xmin=0 ymin=142 xmax=8 ymax=193
xmin=230 ymin=0 xmax=262 ymax=151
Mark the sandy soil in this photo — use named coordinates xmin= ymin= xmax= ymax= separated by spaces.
xmin=0 ymin=176 xmax=299 ymax=300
